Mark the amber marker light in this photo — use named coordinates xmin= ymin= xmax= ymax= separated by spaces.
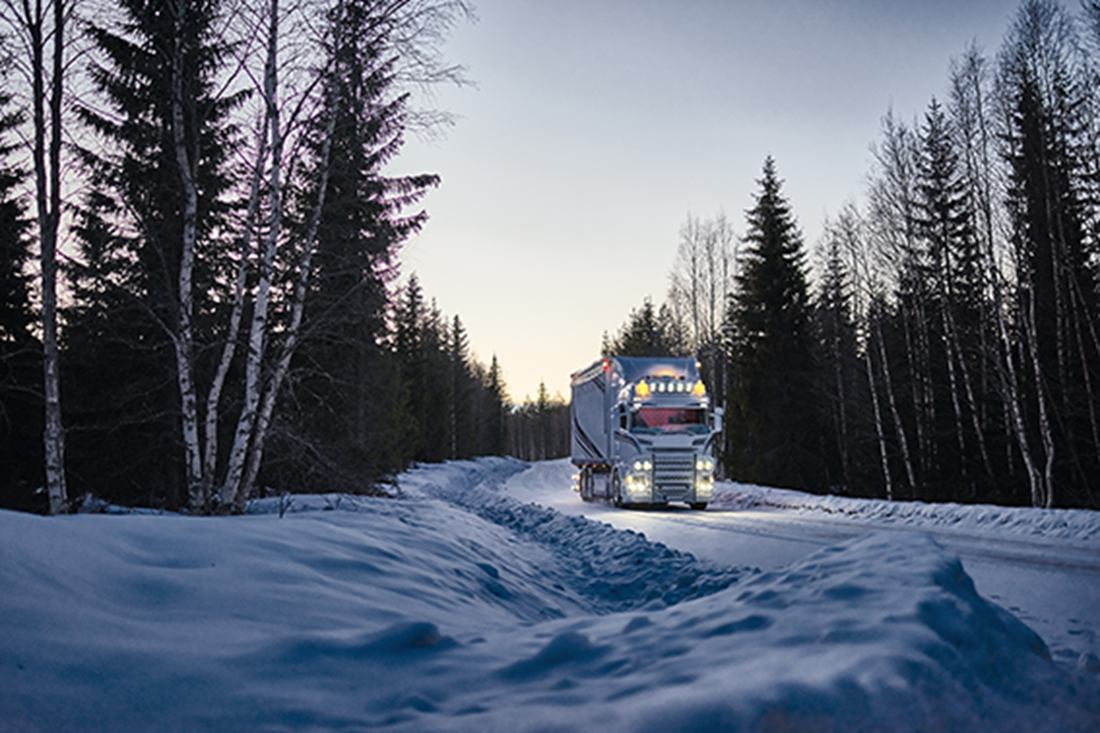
xmin=692 ymin=381 xmax=706 ymax=397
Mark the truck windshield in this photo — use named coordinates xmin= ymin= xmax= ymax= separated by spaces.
xmin=631 ymin=407 xmax=708 ymax=434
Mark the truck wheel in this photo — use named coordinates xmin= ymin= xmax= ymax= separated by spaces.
xmin=689 ymin=502 xmax=708 ymax=511
xmin=612 ymin=471 xmax=625 ymax=508
xmin=579 ymin=467 xmax=591 ymax=502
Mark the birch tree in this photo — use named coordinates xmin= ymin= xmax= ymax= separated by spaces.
xmin=668 ymin=212 xmax=736 ymax=405
xmin=997 ymin=0 xmax=1100 ymax=507
xmin=0 ymin=0 xmax=71 ymax=513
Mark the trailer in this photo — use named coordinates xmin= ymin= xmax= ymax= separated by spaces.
xmin=570 ymin=356 xmax=722 ymax=509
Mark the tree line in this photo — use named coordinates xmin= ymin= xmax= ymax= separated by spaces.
xmin=609 ymin=0 xmax=1100 ymax=510
xmin=0 ymin=0 xmax=513 ymax=514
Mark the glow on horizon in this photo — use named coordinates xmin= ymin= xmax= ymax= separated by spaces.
xmin=389 ymin=0 xmax=1024 ymax=403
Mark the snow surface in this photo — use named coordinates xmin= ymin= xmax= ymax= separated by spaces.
xmin=2 ymin=457 xmax=1099 ymax=731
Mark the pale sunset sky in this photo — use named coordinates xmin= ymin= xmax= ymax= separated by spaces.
xmin=392 ymin=0 xmax=1026 ymax=402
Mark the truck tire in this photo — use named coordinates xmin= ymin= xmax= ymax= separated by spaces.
xmin=611 ymin=471 xmax=625 ymax=508
xmin=689 ymin=502 xmax=708 ymax=511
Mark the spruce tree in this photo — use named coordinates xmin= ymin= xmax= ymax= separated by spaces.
xmin=999 ymin=0 xmax=1100 ymax=507
xmin=273 ymin=0 xmax=442 ymax=491
xmin=913 ymin=96 xmax=992 ymax=499
xmin=812 ymin=225 xmax=860 ymax=494
xmin=480 ymin=355 xmax=507 ymax=456
xmin=449 ymin=315 xmax=476 ymax=459
xmin=64 ymin=0 xmax=240 ymax=507
xmin=0 ymin=92 xmax=45 ymax=511
xmin=725 ymin=156 xmax=821 ymax=489
xmin=392 ymin=275 xmax=452 ymax=464
xmin=605 ymin=297 xmax=686 ymax=356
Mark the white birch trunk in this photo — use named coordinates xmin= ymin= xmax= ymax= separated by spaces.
xmin=219 ymin=0 xmax=283 ymax=510
xmin=1023 ymin=286 xmax=1056 ymax=509
xmin=25 ymin=0 xmax=68 ymax=513
xmin=939 ymin=296 xmax=969 ymax=482
xmin=169 ymin=15 xmax=204 ymax=510
xmin=237 ymin=91 xmax=339 ymax=507
xmin=864 ymin=343 xmax=893 ymax=501
xmin=876 ymin=315 xmax=917 ymax=494
xmin=946 ymin=302 xmax=994 ymax=478
xmin=201 ymin=124 xmax=270 ymax=502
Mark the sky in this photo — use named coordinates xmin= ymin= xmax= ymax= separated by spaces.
xmin=390 ymin=0 xmax=1027 ymax=402
xmin=3 ymin=457 xmax=1098 ymax=729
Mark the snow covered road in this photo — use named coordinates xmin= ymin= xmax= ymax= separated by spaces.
xmin=503 ymin=459 xmax=1100 ymax=672
xmin=2 ymin=456 xmax=1099 ymax=731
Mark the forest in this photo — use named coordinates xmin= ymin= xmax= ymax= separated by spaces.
xmin=3 ymin=0 xmax=1100 ymax=513
xmin=606 ymin=0 xmax=1100 ymax=511
xmin=0 ymin=0 xmax=514 ymax=514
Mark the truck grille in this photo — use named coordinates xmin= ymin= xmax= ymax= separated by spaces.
xmin=653 ymin=452 xmax=693 ymax=496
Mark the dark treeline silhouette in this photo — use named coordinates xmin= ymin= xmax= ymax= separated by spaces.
xmin=6 ymin=0 xmax=1100 ymax=512
xmin=0 ymin=0 xmax=511 ymax=514
xmin=505 ymin=381 xmax=570 ymax=462
xmin=606 ymin=1 xmax=1100 ymax=510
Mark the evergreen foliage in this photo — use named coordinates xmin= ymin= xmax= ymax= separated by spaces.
xmin=0 ymin=91 xmax=44 ymax=511
xmin=506 ymin=382 xmax=570 ymax=461
xmin=999 ymin=0 xmax=1100 ymax=507
xmin=725 ymin=157 xmax=822 ymax=489
xmin=270 ymin=0 xmax=441 ymax=493
xmin=811 ymin=217 xmax=865 ymax=494
xmin=63 ymin=0 xmax=242 ymax=508
xmin=8 ymin=0 xmax=1100 ymax=512
xmin=603 ymin=296 xmax=686 ymax=357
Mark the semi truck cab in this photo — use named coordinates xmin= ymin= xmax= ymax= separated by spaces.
xmin=571 ymin=356 xmax=722 ymax=509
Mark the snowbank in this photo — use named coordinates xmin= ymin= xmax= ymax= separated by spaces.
xmin=712 ymin=481 xmax=1100 ymax=547
xmin=1 ymin=457 xmax=1097 ymax=731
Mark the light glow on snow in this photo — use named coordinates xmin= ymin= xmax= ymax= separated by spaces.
xmin=2 ymin=457 xmax=1098 ymax=730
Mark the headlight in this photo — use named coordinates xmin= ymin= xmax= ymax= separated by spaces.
xmin=695 ymin=456 xmax=715 ymax=499
xmin=626 ymin=458 xmax=652 ymax=495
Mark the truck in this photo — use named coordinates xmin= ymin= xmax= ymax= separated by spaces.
xmin=570 ymin=356 xmax=722 ymax=509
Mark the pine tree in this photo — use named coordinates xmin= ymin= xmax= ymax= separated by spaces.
xmin=0 ymin=92 xmax=45 ymax=511
xmin=449 ymin=315 xmax=476 ymax=459
xmin=726 ymin=156 xmax=821 ymax=489
xmin=392 ymin=276 xmax=452 ymax=464
xmin=605 ymin=297 xmax=686 ymax=357
xmin=999 ymin=0 xmax=1100 ymax=507
xmin=269 ymin=0 xmax=443 ymax=492
xmin=913 ymin=96 xmax=993 ymax=498
xmin=64 ymin=0 xmax=240 ymax=508
xmin=812 ymin=220 xmax=861 ymax=494
xmin=480 ymin=354 xmax=507 ymax=456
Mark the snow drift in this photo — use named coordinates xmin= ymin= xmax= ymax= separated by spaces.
xmin=1 ymin=457 xmax=1097 ymax=731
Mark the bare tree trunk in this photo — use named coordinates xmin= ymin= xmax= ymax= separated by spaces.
xmin=1069 ymin=279 xmax=1100 ymax=464
xmin=947 ymin=302 xmax=994 ymax=478
xmin=900 ymin=302 xmax=930 ymax=485
xmin=864 ymin=341 xmax=893 ymax=500
xmin=21 ymin=0 xmax=69 ymax=513
xmin=839 ymin=207 xmax=890 ymax=498
xmin=220 ymin=0 xmax=283 ymax=509
xmin=940 ymin=299 xmax=968 ymax=482
xmin=833 ymin=320 xmax=852 ymax=488
xmin=235 ymin=8 xmax=342 ymax=508
xmin=1023 ymin=285 xmax=1056 ymax=508
xmin=875 ymin=313 xmax=916 ymax=495
xmin=169 ymin=5 xmax=204 ymax=510
xmin=239 ymin=125 xmax=336 ymax=504
xmin=201 ymin=122 xmax=270 ymax=504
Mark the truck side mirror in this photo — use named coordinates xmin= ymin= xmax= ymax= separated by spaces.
xmin=713 ymin=407 xmax=724 ymax=433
